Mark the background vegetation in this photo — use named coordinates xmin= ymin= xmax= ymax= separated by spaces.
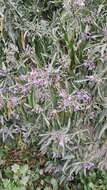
xmin=0 ymin=0 xmax=107 ymax=189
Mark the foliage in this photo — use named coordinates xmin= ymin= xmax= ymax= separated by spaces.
xmin=0 ymin=0 xmax=107 ymax=189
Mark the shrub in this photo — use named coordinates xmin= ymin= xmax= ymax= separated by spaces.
xmin=0 ymin=0 xmax=107 ymax=189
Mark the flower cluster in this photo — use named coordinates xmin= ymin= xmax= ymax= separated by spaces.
xmin=82 ymin=32 xmax=92 ymax=40
xmin=83 ymin=162 xmax=95 ymax=170
xmin=1 ymin=0 xmax=107 ymax=188
xmin=58 ymin=89 xmax=91 ymax=112
xmin=8 ymin=96 xmax=19 ymax=108
xmin=58 ymin=89 xmax=72 ymax=110
xmin=86 ymin=75 xmax=103 ymax=84
xmin=28 ymin=69 xmax=49 ymax=88
xmin=75 ymin=90 xmax=91 ymax=103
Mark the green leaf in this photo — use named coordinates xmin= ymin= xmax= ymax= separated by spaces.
xmin=20 ymin=176 xmax=29 ymax=186
xmin=88 ymin=182 xmax=95 ymax=189
xmin=51 ymin=178 xmax=58 ymax=190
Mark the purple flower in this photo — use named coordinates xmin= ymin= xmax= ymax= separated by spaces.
xmin=9 ymin=96 xmax=19 ymax=108
xmin=59 ymin=89 xmax=67 ymax=98
xmin=59 ymin=90 xmax=72 ymax=110
xmin=0 ymin=87 xmax=7 ymax=94
xmin=72 ymin=104 xmax=80 ymax=112
xmin=84 ymin=60 xmax=96 ymax=70
xmin=75 ymin=90 xmax=91 ymax=103
xmin=60 ymin=96 xmax=72 ymax=110
xmin=82 ymin=32 xmax=92 ymax=40
xmin=34 ymin=79 xmax=47 ymax=87
xmin=28 ymin=69 xmax=49 ymax=88
xmin=83 ymin=162 xmax=95 ymax=170
xmin=86 ymin=75 xmax=102 ymax=84
xmin=9 ymin=84 xmax=21 ymax=94
xmin=59 ymin=90 xmax=82 ymax=112
xmin=21 ymin=84 xmax=30 ymax=95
